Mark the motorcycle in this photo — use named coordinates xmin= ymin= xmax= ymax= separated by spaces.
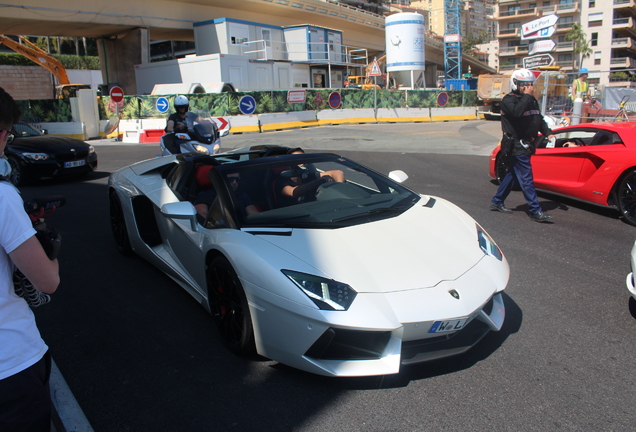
xmin=159 ymin=112 xmax=230 ymax=156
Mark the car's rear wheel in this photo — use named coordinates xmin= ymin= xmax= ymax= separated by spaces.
xmin=7 ymin=156 xmax=29 ymax=186
xmin=109 ymin=190 xmax=134 ymax=255
xmin=617 ymin=169 xmax=636 ymax=226
xmin=207 ymin=256 xmax=255 ymax=355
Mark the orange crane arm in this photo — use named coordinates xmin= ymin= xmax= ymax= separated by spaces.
xmin=0 ymin=35 xmax=70 ymax=84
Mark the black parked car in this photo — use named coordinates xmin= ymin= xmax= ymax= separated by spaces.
xmin=6 ymin=121 xmax=98 ymax=186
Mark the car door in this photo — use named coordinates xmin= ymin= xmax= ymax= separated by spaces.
xmin=532 ymin=129 xmax=596 ymax=192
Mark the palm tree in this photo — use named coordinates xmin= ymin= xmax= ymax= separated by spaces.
xmin=565 ymin=23 xmax=592 ymax=71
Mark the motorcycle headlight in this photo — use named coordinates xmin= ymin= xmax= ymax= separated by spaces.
xmin=282 ymin=270 xmax=357 ymax=311
xmin=477 ymin=224 xmax=503 ymax=261
xmin=193 ymin=144 xmax=210 ymax=154
xmin=22 ymin=152 xmax=49 ymax=161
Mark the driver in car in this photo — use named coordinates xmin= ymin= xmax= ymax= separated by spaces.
xmin=278 ymin=148 xmax=345 ymax=206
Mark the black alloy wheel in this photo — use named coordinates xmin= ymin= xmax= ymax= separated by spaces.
xmin=207 ymin=256 xmax=255 ymax=355
xmin=7 ymin=156 xmax=27 ymax=186
xmin=495 ymin=154 xmax=507 ymax=185
xmin=109 ymin=191 xmax=134 ymax=255
xmin=618 ymin=169 xmax=636 ymax=226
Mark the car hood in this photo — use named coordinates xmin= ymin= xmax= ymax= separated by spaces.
xmin=251 ymin=196 xmax=485 ymax=293
xmin=9 ymin=136 xmax=90 ymax=152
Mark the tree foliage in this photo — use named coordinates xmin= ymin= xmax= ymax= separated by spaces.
xmin=565 ymin=23 xmax=592 ymax=71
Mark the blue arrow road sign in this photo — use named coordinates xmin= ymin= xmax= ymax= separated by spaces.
xmin=239 ymin=95 xmax=257 ymax=115
xmin=156 ymin=97 xmax=169 ymax=113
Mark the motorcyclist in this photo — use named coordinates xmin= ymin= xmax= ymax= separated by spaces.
xmin=163 ymin=95 xmax=190 ymax=154
xmin=166 ymin=95 xmax=189 ymax=133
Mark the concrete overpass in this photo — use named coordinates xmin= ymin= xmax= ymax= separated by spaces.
xmin=0 ymin=0 xmax=494 ymax=93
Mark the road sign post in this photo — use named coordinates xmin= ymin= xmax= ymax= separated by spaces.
xmin=522 ymin=54 xmax=555 ymax=69
xmin=109 ymin=86 xmax=124 ymax=141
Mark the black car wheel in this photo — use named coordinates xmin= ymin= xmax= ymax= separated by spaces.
xmin=7 ymin=156 xmax=28 ymax=186
xmin=207 ymin=256 xmax=255 ymax=355
xmin=617 ymin=169 xmax=636 ymax=226
xmin=109 ymin=191 xmax=134 ymax=255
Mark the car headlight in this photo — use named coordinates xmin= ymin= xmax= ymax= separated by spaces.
xmin=88 ymin=145 xmax=95 ymax=154
xmin=22 ymin=152 xmax=49 ymax=161
xmin=282 ymin=270 xmax=357 ymax=311
xmin=193 ymin=144 xmax=210 ymax=154
xmin=477 ymin=224 xmax=503 ymax=261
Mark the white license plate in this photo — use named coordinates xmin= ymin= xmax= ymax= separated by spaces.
xmin=64 ymin=159 xmax=86 ymax=168
xmin=429 ymin=317 xmax=471 ymax=334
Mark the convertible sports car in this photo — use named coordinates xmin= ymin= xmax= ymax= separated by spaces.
xmin=109 ymin=146 xmax=508 ymax=377
xmin=6 ymin=121 xmax=98 ymax=186
xmin=489 ymin=122 xmax=636 ymax=226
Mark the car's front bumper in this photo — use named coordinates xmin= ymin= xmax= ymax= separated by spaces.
xmin=18 ymin=152 xmax=97 ymax=180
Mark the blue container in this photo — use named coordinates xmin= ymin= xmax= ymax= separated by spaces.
xmin=446 ymin=78 xmax=477 ymax=90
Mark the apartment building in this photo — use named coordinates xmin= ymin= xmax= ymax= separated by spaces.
xmin=496 ymin=0 xmax=636 ymax=85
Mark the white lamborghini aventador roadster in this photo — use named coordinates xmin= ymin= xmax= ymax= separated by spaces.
xmin=108 ymin=146 xmax=508 ymax=377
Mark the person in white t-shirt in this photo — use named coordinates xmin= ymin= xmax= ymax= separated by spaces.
xmin=0 ymin=86 xmax=60 ymax=431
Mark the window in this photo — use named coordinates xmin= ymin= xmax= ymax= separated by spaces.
xmin=229 ymin=23 xmax=249 ymax=45
xmin=591 ymin=33 xmax=598 ymax=47
xmin=588 ymin=12 xmax=603 ymax=27
xmin=594 ymin=51 xmax=601 ymax=66
xmin=589 ymin=0 xmax=595 ymax=7
xmin=543 ymin=1 xmax=551 ymax=5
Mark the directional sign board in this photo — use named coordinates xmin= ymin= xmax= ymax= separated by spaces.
xmin=523 ymin=54 xmax=555 ymax=69
xmin=369 ymin=59 xmax=382 ymax=77
xmin=521 ymin=26 xmax=556 ymax=41
xmin=522 ymin=14 xmax=559 ymax=37
xmin=156 ymin=97 xmax=169 ymax=113
xmin=239 ymin=95 xmax=256 ymax=115
xmin=529 ymin=39 xmax=556 ymax=55
xmin=109 ymin=85 xmax=124 ymax=103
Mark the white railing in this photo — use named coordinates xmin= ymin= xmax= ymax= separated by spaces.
xmin=240 ymin=39 xmax=369 ymax=66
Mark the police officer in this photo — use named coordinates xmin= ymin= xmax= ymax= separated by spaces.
xmin=490 ymin=68 xmax=556 ymax=223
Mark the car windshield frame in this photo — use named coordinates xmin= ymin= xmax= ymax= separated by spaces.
xmin=13 ymin=121 xmax=44 ymax=138
xmin=206 ymin=153 xmax=420 ymax=229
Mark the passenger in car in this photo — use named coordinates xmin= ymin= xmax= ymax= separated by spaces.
xmin=194 ymin=170 xmax=259 ymax=223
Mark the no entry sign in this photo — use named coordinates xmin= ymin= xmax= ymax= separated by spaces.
xmin=109 ymin=86 xmax=124 ymax=103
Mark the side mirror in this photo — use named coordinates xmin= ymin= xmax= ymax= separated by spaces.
xmin=41 ymin=129 xmax=49 ymax=135
xmin=161 ymin=201 xmax=198 ymax=230
xmin=219 ymin=129 xmax=230 ymax=138
xmin=388 ymin=170 xmax=408 ymax=183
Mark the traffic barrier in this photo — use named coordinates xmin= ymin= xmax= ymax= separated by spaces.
xmin=430 ymin=107 xmax=478 ymax=121
xmin=317 ymin=109 xmax=377 ymax=125
xmin=376 ymin=108 xmax=432 ymax=123
xmin=259 ymin=111 xmax=319 ymax=132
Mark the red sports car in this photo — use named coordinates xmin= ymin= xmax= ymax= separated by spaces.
xmin=489 ymin=122 xmax=636 ymax=226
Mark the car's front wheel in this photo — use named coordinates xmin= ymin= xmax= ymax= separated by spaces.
xmin=109 ymin=190 xmax=134 ymax=255
xmin=617 ymin=169 xmax=636 ymax=226
xmin=7 ymin=156 xmax=29 ymax=186
xmin=207 ymin=256 xmax=255 ymax=355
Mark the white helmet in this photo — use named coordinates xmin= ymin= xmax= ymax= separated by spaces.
xmin=510 ymin=68 xmax=536 ymax=92
xmin=174 ymin=95 xmax=189 ymax=111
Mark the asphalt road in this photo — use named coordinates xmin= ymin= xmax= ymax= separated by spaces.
xmin=22 ymin=120 xmax=636 ymax=431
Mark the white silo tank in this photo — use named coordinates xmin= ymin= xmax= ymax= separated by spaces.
xmin=385 ymin=12 xmax=426 ymax=89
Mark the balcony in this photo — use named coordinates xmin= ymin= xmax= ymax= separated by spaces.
xmin=499 ymin=46 xmax=529 ymax=56
xmin=555 ymin=41 xmax=574 ymax=52
xmin=614 ymin=0 xmax=636 ymax=15
xmin=612 ymin=36 xmax=636 ymax=51
xmin=538 ymin=2 xmax=579 ymax=16
xmin=496 ymin=8 xmax=536 ymax=20
xmin=613 ymin=17 xmax=636 ymax=37
xmin=610 ymin=57 xmax=636 ymax=68
xmin=497 ymin=28 xmax=520 ymax=39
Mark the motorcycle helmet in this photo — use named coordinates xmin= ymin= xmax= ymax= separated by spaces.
xmin=174 ymin=95 xmax=189 ymax=111
xmin=510 ymin=68 xmax=536 ymax=92
xmin=579 ymin=68 xmax=589 ymax=75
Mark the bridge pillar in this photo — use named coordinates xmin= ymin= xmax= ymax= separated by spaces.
xmin=97 ymin=28 xmax=149 ymax=95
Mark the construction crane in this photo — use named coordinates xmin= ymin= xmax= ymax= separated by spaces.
xmin=0 ymin=35 xmax=91 ymax=99
xmin=443 ymin=0 xmax=462 ymax=80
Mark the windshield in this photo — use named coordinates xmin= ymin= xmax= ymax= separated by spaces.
xmin=14 ymin=122 xmax=43 ymax=138
xmin=212 ymin=154 xmax=420 ymax=228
